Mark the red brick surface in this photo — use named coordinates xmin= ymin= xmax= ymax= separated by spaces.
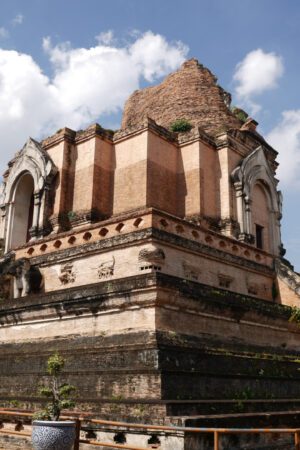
xmin=122 ymin=58 xmax=242 ymax=136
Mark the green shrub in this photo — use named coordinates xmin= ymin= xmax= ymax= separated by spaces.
xmin=170 ymin=119 xmax=192 ymax=133
xmin=33 ymin=353 xmax=76 ymax=421
xmin=231 ymin=106 xmax=248 ymax=123
xmin=289 ymin=306 xmax=300 ymax=325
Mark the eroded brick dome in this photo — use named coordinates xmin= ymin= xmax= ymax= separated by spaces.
xmin=121 ymin=58 xmax=242 ymax=136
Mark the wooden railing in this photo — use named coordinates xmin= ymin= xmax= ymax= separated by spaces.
xmin=0 ymin=409 xmax=298 ymax=449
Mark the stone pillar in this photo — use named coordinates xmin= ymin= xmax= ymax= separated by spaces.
xmin=235 ymin=185 xmax=254 ymax=244
xmin=4 ymin=201 xmax=14 ymax=253
xmin=29 ymin=191 xmax=42 ymax=240
xmin=245 ymin=196 xmax=252 ymax=236
xmin=0 ymin=206 xmax=6 ymax=241
xmin=38 ymin=185 xmax=51 ymax=237
xmin=234 ymin=182 xmax=244 ymax=235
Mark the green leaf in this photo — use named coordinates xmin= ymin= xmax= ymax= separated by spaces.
xmin=59 ymin=383 xmax=76 ymax=399
xmin=47 ymin=352 xmax=65 ymax=376
xmin=59 ymin=400 xmax=75 ymax=410
xmin=38 ymin=387 xmax=52 ymax=398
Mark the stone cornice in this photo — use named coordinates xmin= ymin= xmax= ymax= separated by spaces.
xmin=41 ymin=127 xmax=76 ymax=149
xmin=0 ymin=272 xmax=290 ymax=321
xmin=152 ymin=228 xmax=273 ymax=275
xmin=41 ymin=124 xmax=114 ymax=150
xmin=215 ymin=129 xmax=278 ymax=162
xmin=177 ymin=126 xmax=216 ymax=148
xmin=113 ymin=117 xmax=177 ymax=144
xmin=28 ymin=226 xmax=273 ymax=276
xmin=75 ymin=123 xmax=114 ymax=145
xmin=114 ymin=118 xmax=216 ymax=149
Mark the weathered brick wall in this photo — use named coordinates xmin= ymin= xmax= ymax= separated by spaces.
xmin=121 ymin=59 xmax=241 ymax=136
xmin=0 ymin=273 xmax=299 ymax=422
xmin=0 ymin=331 xmax=163 ymax=420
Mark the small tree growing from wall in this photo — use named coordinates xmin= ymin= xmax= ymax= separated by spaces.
xmin=33 ymin=353 xmax=76 ymax=421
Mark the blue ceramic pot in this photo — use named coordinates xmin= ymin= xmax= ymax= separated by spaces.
xmin=32 ymin=420 xmax=76 ymax=450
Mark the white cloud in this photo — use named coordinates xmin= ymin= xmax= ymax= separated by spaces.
xmin=0 ymin=31 xmax=188 ymax=172
xmin=266 ymin=110 xmax=300 ymax=189
xmin=95 ymin=30 xmax=114 ymax=46
xmin=12 ymin=14 xmax=24 ymax=26
xmin=129 ymin=32 xmax=188 ymax=82
xmin=0 ymin=27 xmax=8 ymax=39
xmin=233 ymin=49 xmax=284 ymax=114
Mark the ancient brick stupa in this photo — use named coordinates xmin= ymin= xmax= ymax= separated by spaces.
xmin=0 ymin=58 xmax=299 ymax=448
xmin=122 ymin=58 xmax=242 ymax=135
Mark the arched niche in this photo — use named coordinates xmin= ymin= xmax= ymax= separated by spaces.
xmin=9 ymin=173 xmax=34 ymax=248
xmin=0 ymin=138 xmax=57 ymax=253
xmin=231 ymin=146 xmax=282 ymax=255
xmin=251 ymin=181 xmax=272 ymax=252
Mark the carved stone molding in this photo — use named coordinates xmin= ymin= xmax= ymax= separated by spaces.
xmin=182 ymin=261 xmax=200 ymax=281
xmin=138 ymin=244 xmax=165 ymax=272
xmin=218 ymin=273 xmax=234 ymax=289
xmin=1 ymin=257 xmax=42 ymax=298
xmin=97 ymin=256 xmax=115 ymax=279
xmin=186 ymin=214 xmax=240 ymax=237
xmin=246 ymin=278 xmax=268 ymax=297
xmin=138 ymin=245 xmax=165 ymax=264
xmin=59 ymin=263 xmax=76 ymax=285
xmin=247 ymin=282 xmax=259 ymax=296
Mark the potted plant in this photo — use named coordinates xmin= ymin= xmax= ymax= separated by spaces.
xmin=32 ymin=352 xmax=77 ymax=450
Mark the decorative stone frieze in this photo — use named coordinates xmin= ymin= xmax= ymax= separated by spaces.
xmin=247 ymin=282 xmax=259 ymax=296
xmin=98 ymin=256 xmax=115 ymax=279
xmin=138 ymin=245 xmax=165 ymax=271
xmin=182 ymin=261 xmax=200 ymax=281
xmin=138 ymin=246 xmax=165 ymax=264
xmin=0 ymin=249 xmax=13 ymax=299
xmin=246 ymin=278 xmax=268 ymax=297
xmin=218 ymin=273 xmax=234 ymax=289
xmin=0 ymin=257 xmax=42 ymax=298
xmin=59 ymin=263 xmax=76 ymax=285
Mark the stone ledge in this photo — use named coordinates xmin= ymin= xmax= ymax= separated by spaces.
xmin=26 ymin=227 xmax=273 ymax=275
xmin=0 ymin=272 xmax=291 ymax=321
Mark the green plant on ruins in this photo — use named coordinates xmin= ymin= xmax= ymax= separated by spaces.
xmin=169 ymin=118 xmax=192 ymax=132
xmin=230 ymin=106 xmax=248 ymax=123
xmin=289 ymin=306 xmax=300 ymax=325
xmin=33 ymin=353 xmax=76 ymax=421
xmin=67 ymin=211 xmax=76 ymax=220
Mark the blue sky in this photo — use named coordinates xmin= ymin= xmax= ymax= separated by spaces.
xmin=0 ymin=0 xmax=299 ymax=269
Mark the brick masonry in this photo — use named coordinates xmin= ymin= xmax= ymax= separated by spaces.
xmin=0 ymin=58 xmax=299 ymax=448
xmin=122 ymin=58 xmax=242 ymax=136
